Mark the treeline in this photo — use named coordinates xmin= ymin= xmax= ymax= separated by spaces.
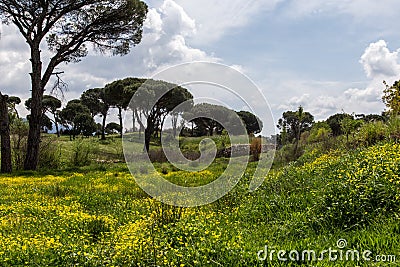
xmin=0 ymin=77 xmax=262 ymax=172
xmin=275 ymin=80 xmax=400 ymax=164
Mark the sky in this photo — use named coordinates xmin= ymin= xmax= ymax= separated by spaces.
xmin=1 ymin=0 xmax=400 ymax=135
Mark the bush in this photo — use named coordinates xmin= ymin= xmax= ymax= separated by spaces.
xmin=387 ymin=116 xmax=400 ymax=141
xmin=70 ymin=139 xmax=98 ymax=167
xmin=356 ymin=121 xmax=387 ymax=146
xmin=317 ymin=144 xmax=400 ymax=229
xmin=10 ymin=118 xmax=29 ymax=170
xmin=148 ymin=148 xmax=168 ymax=163
xmin=273 ymin=143 xmax=303 ymax=166
xmin=38 ymin=136 xmax=61 ymax=169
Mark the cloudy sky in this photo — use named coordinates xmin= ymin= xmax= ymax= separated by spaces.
xmin=1 ymin=0 xmax=400 ymax=135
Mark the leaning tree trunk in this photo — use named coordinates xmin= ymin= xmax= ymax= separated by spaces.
xmin=0 ymin=93 xmax=12 ymax=173
xmin=24 ymin=46 xmax=43 ymax=171
xmin=135 ymin=109 xmax=144 ymax=139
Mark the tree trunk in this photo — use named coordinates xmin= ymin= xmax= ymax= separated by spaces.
xmin=294 ymin=124 xmax=300 ymax=156
xmin=134 ymin=109 xmax=144 ymax=139
xmin=118 ymin=107 xmax=123 ymax=138
xmin=144 ymin=118 xmax=154 ymax=152
xmin=53 ymin=115 xmax=60 ymax=138
xmin=172 ymin=114 xmax=178 ymax=138
xmin=0 ymin=93 xmax=12 ymax=173
xmin=144 ymin=126 xmax=151 ymax=152
xmin=55 ymin=122 xmax=60 ymax=137
xmin=24 ymin=46 xmax=43 ymax=171
xmin=132 ymin=109 xmax=136 ymax=132
xmin=159 ymin=115 xmax=167 ymax=144
xmin=101 ymin=113 xmax=107 ymax=140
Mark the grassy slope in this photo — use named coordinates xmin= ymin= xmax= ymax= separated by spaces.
xmin=0 ymin=136 xmax=399 ymax=266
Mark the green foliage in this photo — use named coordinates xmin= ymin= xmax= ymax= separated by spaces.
xmin=307 ymin=121 xmax=332 ymax=143
xmin=340 ymin=113 xmax=362 ymax=142
xmin=183 ymin=103 xmax=243 ymax=137
xmin=277 ymin=106 xmax=314 ymax=145
xmin=326 ymin=113 xmax=353 ymax=136
xmin=386 ymin=115 xmax=400 ymax=140
xmin=273 ymin=143 xmax=299 ymax=166
xmin=60 ymin=100 xmax=96 ymax=137
xmin=0 ymin=139 xmax=399 ymax=265
xmin=70 ymin=139 xmax=99 ymax=167
xmin=383 ymin=80 xmax=400 ymax=115
xmin=25 ymin=95 xmax=62 ymax=134
xmin=10 ymin=116 xmax=29 ymax=170
xmin=132 ymin=79 xmax=193 ymax=151
xmin=236 ymin=110 xmax=263 ymax=134
xmin=356 ymin=121 xmax=387 ymax=146
xmin=105 ymin=122 xmax=122 ymax=134
xmin=81 ymin=88 xmax=108 ymax=118
xmin=38 ymin=136 xmax=61 ymax=169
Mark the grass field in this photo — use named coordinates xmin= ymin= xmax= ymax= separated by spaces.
xmin=0 ymin=135 xmax=399 ymax=266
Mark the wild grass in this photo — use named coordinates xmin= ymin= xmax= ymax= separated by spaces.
xmin=0 ymin=139 xmax=398 ymax=266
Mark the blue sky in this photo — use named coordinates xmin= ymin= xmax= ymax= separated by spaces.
xmin=1 ymin=0 xmax=400 ymax=135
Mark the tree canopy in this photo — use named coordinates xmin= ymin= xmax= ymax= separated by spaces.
xmin=104 ymin=77 xmax=143 ymax=137
xmin=326 ymin=113 xmax=354 ymax=137
xmin=183 ymin=103 xmax=244 ymax=137
xmin=277 ymin=107 xmax=314 ymax=145
xmin=60 ymin=100 xmax=96 ymax=138
xmin=25 ymin=95 xmax=62 ymax=135
xmin=0 ymin=0 xmax=148 ymax=170
xmin=236 ymin=111 xmax=263 ymax=135
xmin=80 ymin=88 xmax=110 ymax=139
xmin=131 ymin=79 xmax=193 ymax=151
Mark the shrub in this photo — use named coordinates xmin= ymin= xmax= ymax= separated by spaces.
xmin=387 ymin=116 xmax=400 ymax=141
xmin=148 ymin=148 xmax=168 ymax=163
xmin=356 ymin=121 xmax=387 ymax=146
xmin=10 ymin=117 xmax=29 ymax=170
xmin=160 ymin=163 xmax=169 ymax=174
xmin=250 ymin=137 xmax=261 ymax=161
xmin=273 ymin=143 xmax=303 ymax=166
xmin=70 ymin=139 xmax=98 ymax=167
xmin=38 ymin=136 xmax=61 ymax=169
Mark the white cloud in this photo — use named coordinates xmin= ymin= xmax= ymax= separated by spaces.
xmin=0 ymin=0 xmax=220 ymax=121
xmin=136 ymin=0 xmax=220 ymax=74
xmin=275 ymin=40 xmax=400 ymax=120
xmin=344 ymin=40 xmax=400 ymax=109
xmin=276 ymin=92 xmax=343 ymax=120
xmin=0 ymin=24 xmax=30 ymax=97
xmin=173 ymin=0 xmax=284 ymax=44
xmin=360 ymin=40 xmax=400 ymax=78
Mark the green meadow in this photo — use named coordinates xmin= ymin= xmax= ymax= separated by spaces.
xmin=0 ymin=133 xmax=399 ymax=266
